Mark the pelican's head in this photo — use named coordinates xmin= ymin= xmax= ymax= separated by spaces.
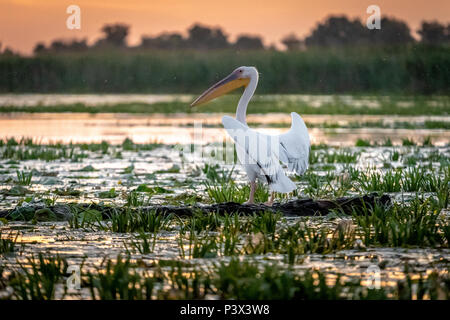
xmin=191 ymin=66 xmax=258 ymax=107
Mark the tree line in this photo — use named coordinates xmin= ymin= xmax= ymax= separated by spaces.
xmin=1 ymin=15 xmax=447 ymax=56
xmin=0 ymin=15 xmax=448 ymax=94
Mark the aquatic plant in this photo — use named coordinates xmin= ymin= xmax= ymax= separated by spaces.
xmin=109 ymin=209 xmax=173 ymax=233
xmin=86 ymin=255 xmax=154 ymax=300
xmin=125 ymin=190 xmax=148 ymax=207
xmin=125 ymin=232 xmax=157 ymax=254
xmin=213 ymin=259 xmax=357 ymax=300
xmin=178 ymin=223 xmax=218 ymax=259
xmin=355 ymin=139 xmax=372 ymax=147
xmin=184 ymin=211 xmax=222 ymax=233
xmin=9 ymin=254 xmax=68 ymax=300
xmin=204 ymin=180 xmax=269 ymax=203
xmin=357 ymin=167 xmax=449 ymax=193
xmin=0 ymin=230 xmax=18 ymax=254
xmin=15 ymin=170 xmax=33 ymax=186
xmin=358 ymin=169 xmax=402 ymax=192
xmin=353 ymin=198 xmax=445 ymax=247
xmin=249 ymin=211 xmax=281 ymax=235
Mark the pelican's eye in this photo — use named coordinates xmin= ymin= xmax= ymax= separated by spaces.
xmin=239 ymin=70 xmax=243 ymax=73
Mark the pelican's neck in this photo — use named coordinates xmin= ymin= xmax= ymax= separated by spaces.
xmin=236 ymin=72 xmax=258 ymax=124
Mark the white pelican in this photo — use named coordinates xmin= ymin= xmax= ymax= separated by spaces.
xmin=191 ymin=66 xmax=310 ymax=205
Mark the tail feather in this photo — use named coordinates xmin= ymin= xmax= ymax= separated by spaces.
xmin=268 ymin=173 xmax=296 ymax=193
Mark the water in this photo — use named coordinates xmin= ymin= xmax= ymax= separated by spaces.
xmin=0 ymin=94 xmax=449 ymax=299
xmin=0 ymin=113 xmax=449 ymax=146
xmin=1 ymin=141 xmax=448 ymax=298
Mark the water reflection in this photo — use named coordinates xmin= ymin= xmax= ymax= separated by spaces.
xmin=0 ymin=113 xmax=448 ymax=146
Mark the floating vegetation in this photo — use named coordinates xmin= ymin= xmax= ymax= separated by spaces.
xmin=0 ymin=230 xmax=18 ymax=254
xmin=0 ymin=129 xmax=449 ymax=300
xmin=3 ymin=253 xmax=448 ymax=300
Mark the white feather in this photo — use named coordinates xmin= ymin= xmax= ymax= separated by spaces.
xmin=222 ymin=114 xmax=309 ymax=193
xmin=278 ymin=112 xmax=310 ymax=175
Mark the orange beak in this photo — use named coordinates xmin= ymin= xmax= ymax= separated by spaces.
xmin=191 ymin=71 xmax=250 ymax=107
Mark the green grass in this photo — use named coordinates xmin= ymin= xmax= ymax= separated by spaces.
xmin=2 ymin=244 xmax=449 ymax=300
xmin=310 ymin=149 xmax=359 ymax=164
xmin=301 ymin=171 xmax=336 ymax=197
xmin=183 ymin=210 xmax=222 ymax=233
xmin=355 ymin=139 xmax=372 ymax=147
xmin=178 ymin=231 xmax=218 ymax=259
xmin=4 ymin=253 xmax=448 ymax=300
xmin=8 ymin=253 xmax=68 ymax=300
xmin=202 ymin=165 xmax=270 ymax=203
xmin=109 ymin=209 xmax=173 ymax=233
xmin=357 ymin=167 xmax=449 ymax=194
xmin=1 ymin=45 xmax=449 ymax=94
xmin=15 ymin=170 xmax=33 ymax=186
xmin=212 ymin=259 xmax=380 ymax=300
xmin=125 ymin=232 xmax=157 ymax=254
xmin=0 ymin=138 xmax=166 ymax=161
xmin=249 ymin=211 xmax=281 ymax=235
xmin=1 ymin=144 xmax=85 ymax=161
xmin=352 ymin=198 xmax=447 ymax=247
xmin=125 ymin=190 xmax=150 ymax=207
xmin=121 ymin=138 xmax=162 ymax=152
xmin=1 ymin=95 xmax=449 ymax=116
xmin=86 ymin=255 xmax=154 ymax=300
xmin=424 ymin=120 xmax=450 ymax=130
xmin=0 ymin=231 xmax=18 ymax=254
xmin=204 ymin=180 xmax=269 ymax=203
xmin=249 ymin=120 xmax=450 ymax=130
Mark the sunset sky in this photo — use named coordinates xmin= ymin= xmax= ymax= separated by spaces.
xmin=1 ymin=0 xmax=449 ymax=54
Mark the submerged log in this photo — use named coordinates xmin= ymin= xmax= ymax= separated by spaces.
xmin=147 ymin=192 xmax=391 ymax=217
xmin=0 ymin=193 xmax=391 ymax=221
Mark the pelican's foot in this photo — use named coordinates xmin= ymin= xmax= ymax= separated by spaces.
xmin=243 ymin=200 xmax=255 ymax=205
xmin=263 ymin=200 xmax=274 ymax=207
xmin=264 ymin=192 xmax=275 ymax=207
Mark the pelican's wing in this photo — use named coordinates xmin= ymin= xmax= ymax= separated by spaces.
xmin=278 ymin=112 xmax=310 ymax=175
xmin=222 ymin=115 xmax=296 ymax=193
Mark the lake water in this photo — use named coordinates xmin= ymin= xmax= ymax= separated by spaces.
xmin=0 ymin=94 xmax=448 ymax=300
xmin=1 ymin=113 xmax=449 ymax=146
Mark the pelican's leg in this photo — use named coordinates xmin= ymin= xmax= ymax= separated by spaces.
xmin=244 ymin=181 xmax=256 ymax=205
xmin=264 ymin=192 xmax=275 ymax=206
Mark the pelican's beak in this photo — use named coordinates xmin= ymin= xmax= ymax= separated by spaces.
xmin=191 ymin=71 xmax=250 ymax=107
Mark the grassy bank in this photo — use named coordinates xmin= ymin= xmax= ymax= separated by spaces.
xmin=0 ymin=94 xmax=449 ymax=115
xmin=1 ymin=45 xmax=449 ymax=94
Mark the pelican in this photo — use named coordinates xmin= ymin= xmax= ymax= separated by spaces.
xmin=191 ymin=66 xmax=310 ymax=205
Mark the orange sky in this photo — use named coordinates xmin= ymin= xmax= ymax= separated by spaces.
xmin=1 ymin=0 xmax=449 ymax=54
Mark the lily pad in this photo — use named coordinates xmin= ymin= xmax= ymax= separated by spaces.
xmin=98 ymin=188 xmax=118 ymax=198
xmin=156 ymin=164 xmax=180 ymax=174
xmin=34 ymin=208 xmax=57 ymax=222
xmin=8 ymin=205 xmax=35 ymax=220
xmin=54 ymin=188 xmax=82 ymax=196
xmin=39 ymin=177 xmax=63 ymax=185
xmin=135 ymin=184 xmax=173 ymax=194
xmin=72 ymin=165 xmax=98 ymax=172
xmin=4 ymin=185 xmax=30 ymax=196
